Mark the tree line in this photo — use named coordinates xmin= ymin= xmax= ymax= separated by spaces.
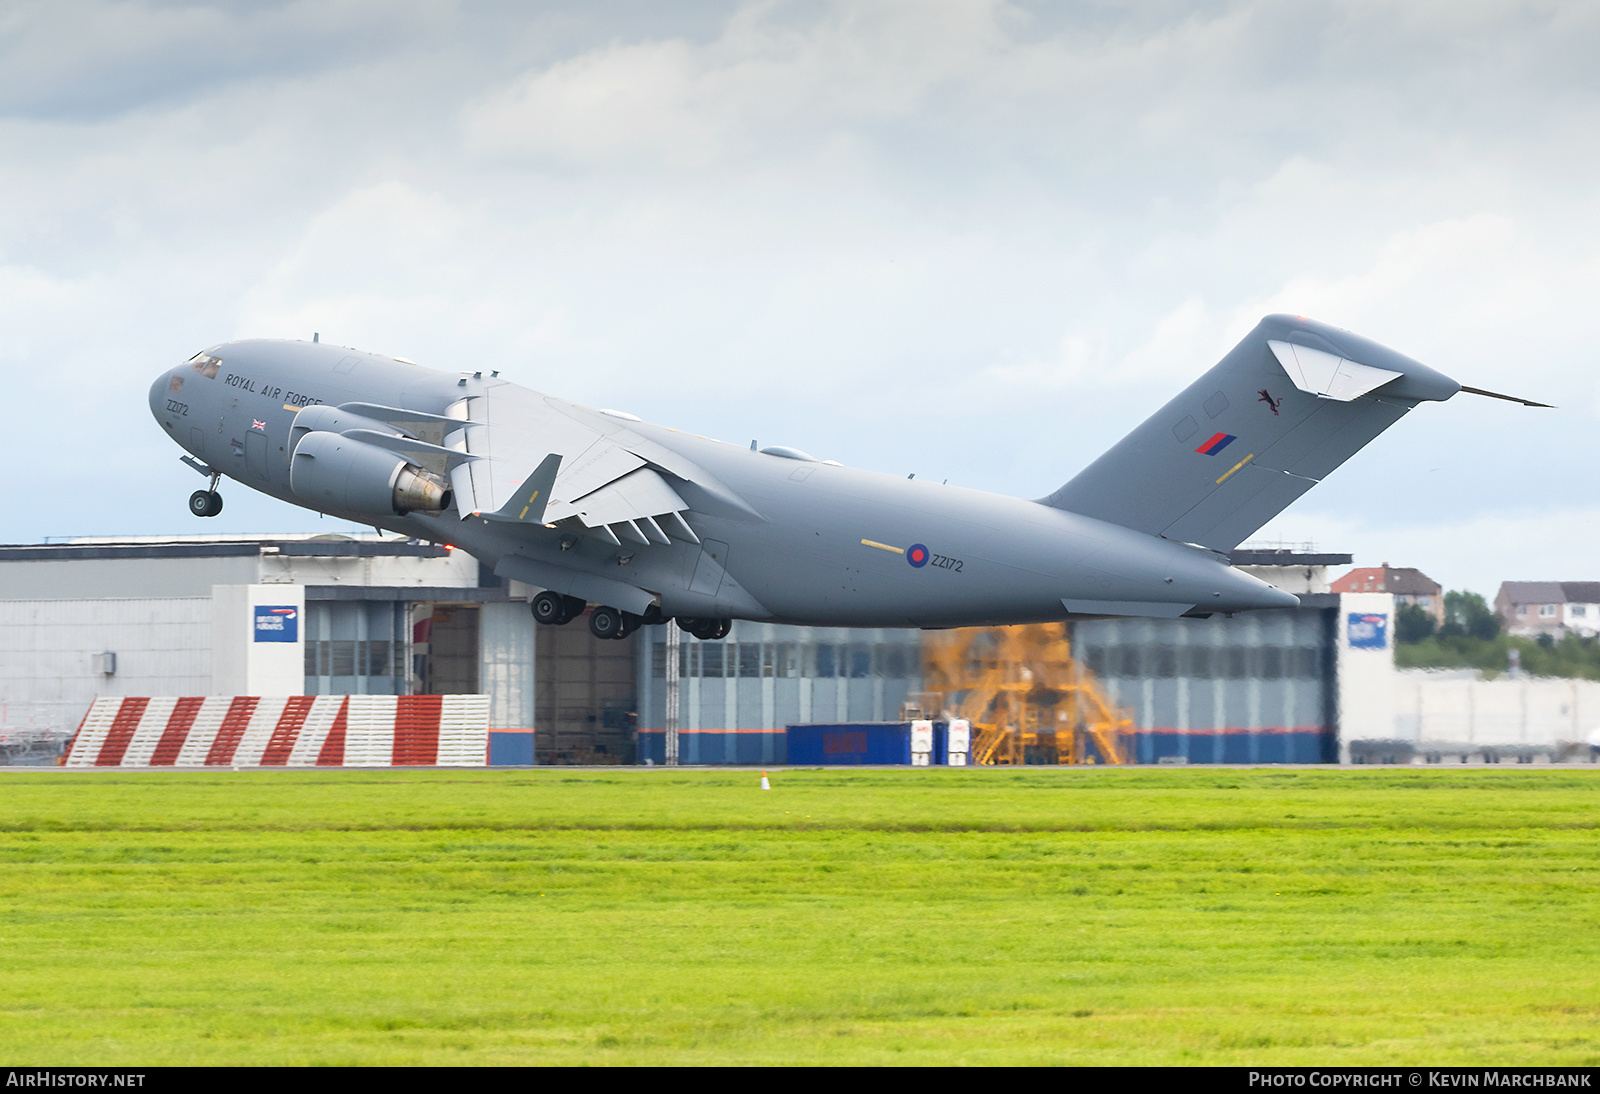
xmin=1395 ymin=591 xmax=1600 ymax=679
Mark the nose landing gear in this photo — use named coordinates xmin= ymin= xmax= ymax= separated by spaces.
xmin=188 ymin=472 xmax=223 ymax=517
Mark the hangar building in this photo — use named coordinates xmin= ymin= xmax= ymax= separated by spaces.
xmin=1 ymin=536 xmax=1412 ymax=764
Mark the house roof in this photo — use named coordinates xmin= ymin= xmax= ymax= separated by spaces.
xmin=1330 ymin=565 xmax=1441 ymax=596
xmin=1559 ymin=582 xmax=1600 ymax=605
xmin=1382 ymin=568 xmax=1441 ymax=596
xmin=1496 ymin=581 xmax=1600 ymax=606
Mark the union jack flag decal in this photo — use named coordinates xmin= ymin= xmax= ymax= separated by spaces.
xmin=251 ymin=419 xmax=266 ymax=431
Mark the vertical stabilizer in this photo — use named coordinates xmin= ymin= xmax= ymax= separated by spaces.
xmin=1043 ymin=315 xmax=1460 ymax=552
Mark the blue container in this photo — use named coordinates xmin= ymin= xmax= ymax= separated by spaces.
xmin=785 ymin=722 xmax=953 ymax=765
xmin=488 ymin=731 xmax=534 ymax=766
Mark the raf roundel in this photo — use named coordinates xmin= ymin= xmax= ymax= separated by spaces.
xmin=906 ymin=543 xmax=929 ymax=568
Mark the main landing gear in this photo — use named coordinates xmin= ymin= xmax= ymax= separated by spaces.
xmin=188 ymin=473 xmax=223 ymax=517
xmin=588 ymin=606 xmax=639 ymax=641
xmin=676 ymin=617 xmax=732 ymax=641
xmin=529 ymin=590 xmax=730 ymax=643
xmin=530 ymin=590 xmax=587 ymax=626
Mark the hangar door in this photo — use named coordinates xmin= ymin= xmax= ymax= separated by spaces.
xmin=535 ymin=613 xmax=636 ymax=764
xmin=418 ymin=605 xmax=480 ymax=695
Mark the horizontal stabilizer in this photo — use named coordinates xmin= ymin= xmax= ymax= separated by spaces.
xmin=1267 ymin=340 xmax=1401 ymax=401
xmin=483 ymin=453 xmax=563 ymax=524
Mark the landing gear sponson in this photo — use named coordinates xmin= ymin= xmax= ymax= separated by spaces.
xmin=529 ymin=591 xmax=729 ymax=642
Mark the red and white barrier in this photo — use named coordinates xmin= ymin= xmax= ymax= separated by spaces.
xmin=64 ymin=695 xmax=490 ymax=768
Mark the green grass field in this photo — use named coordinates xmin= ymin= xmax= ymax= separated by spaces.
xmin=0 ymin=766 xmax=1597 ymax=1065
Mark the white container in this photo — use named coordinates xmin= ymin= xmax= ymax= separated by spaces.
xmin=947 ymin=719 xmax=971 ymax=753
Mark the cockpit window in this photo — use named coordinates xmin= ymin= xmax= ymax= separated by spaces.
xmin=189 ymin=352 xmax=222 ymax=379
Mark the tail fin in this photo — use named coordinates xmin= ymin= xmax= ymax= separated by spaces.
xmin=1043 ymin=315 xmax=1460 ymax=552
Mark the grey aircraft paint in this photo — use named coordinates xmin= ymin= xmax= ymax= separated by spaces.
xmin=147 ymin=315 xmax=1500 ymax=636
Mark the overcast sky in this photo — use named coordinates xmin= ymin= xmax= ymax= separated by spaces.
xmin=5 ymin=0 xmax=1597 ymax=597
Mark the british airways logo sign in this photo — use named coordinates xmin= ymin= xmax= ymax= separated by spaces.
xmin=254 ymin=605 xmax=299 ymax=643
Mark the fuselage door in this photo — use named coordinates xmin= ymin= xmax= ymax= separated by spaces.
xmin=690 ymin=539 xmax=729 ymax=597
xmin=246 ymin=432 xmax=270 ymax=482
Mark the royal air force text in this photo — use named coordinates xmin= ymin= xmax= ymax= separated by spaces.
xmin=224 ymin=373 xmax=321 ymax=409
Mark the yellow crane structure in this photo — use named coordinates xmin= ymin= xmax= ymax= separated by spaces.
xmin=921 ymin=623 xmax=1133 ymax=765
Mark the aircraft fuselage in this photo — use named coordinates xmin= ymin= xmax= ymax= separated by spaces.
xmin=149 ymin=338 xmax=1296 ymax=628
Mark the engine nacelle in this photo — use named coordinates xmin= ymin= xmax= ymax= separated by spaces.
xmin=288 ymin=404 xmax=394 ymax=456
xmin=289 ymin=431 xmax=451 ymax=516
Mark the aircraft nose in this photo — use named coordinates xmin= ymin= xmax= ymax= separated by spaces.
xmin=148 ymin=371 xmax=169 ymax=421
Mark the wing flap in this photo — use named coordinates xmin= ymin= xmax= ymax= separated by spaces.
xmin=550 ymin=441 xmax=647 ymax=509
xmin=570 ymin=468 xmax=688 ymax=528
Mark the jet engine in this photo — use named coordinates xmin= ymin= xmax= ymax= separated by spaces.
xmin=288 ymin=404 xmax=395 ymax=453
xmin=289 ymin=430 xmax=452 ymax=516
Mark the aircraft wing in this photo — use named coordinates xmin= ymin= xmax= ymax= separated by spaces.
xmin=351 ymin=382 xmax=746 ymax=546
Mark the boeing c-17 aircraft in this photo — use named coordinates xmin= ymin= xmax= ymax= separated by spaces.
xmin=148 ymin=315 xmax=1543 ymax=640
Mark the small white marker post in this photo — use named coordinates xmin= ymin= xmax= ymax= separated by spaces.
xmin=664 ymin=622 xmax=680 ymax=767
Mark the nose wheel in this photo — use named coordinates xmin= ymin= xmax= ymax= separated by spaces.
xmin=189 ymin=472 xmax=223 ymax=517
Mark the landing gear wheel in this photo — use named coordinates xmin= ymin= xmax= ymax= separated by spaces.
xmin=683 ymin=617 xmax=731 ymax=641
xmin=561 ymin=595 xmax=586 ymax=623
xmin=589 ymin=605 xmax=624 ymax=640
xmin=531 ymin=590 xmax=566 ymax=625
xmin=189 ymin=490 xmax=222 ymax=517
xmin=616 ymin=611 xmax=643 ymax=639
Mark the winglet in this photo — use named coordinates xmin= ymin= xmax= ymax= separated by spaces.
xmin=483 ymin=453 xmax=563 ymax=524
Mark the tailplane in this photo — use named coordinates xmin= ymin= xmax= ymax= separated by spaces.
xmin=1043 ymin=315 xmax=1464 ymax=552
